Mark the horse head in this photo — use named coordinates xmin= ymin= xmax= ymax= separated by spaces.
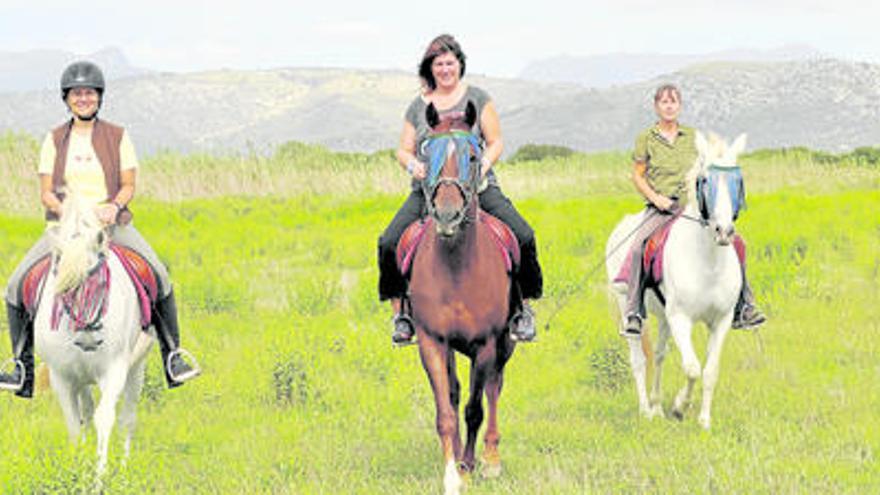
xmin=422 ymin=100 xmax=481 ymax=238
xmin=51 ymin=194 xmax=110 ymax=296
xmin=691 ymin=132 xmax=748 ymax=246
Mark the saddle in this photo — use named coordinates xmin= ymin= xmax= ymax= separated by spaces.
xmin=614 ymin=219 xmax=748 ymax=286
xmin=20 ymin=243 xmax=159 ymax=328
xmin=614 ymin=219 xmax=676 ymax=286
xmin=396 ymin=211 xmax=521 ymax=276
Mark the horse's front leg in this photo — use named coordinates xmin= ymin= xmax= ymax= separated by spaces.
xmin=94 ymin=360 xmax=128 ymax=474
xmin=49 ymin=369 xmax=83 ymax=444
xmin=667 ymin=312 xmax=700 ymax=420
xmin=699 ymin=314 xmax=733 ymax=429
xmin=418 ymin=332 xmax=463 ymax=495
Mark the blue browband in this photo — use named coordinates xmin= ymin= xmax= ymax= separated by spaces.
xmin=702 ymin=164 xmax=746 ymax=219
xmin=425 ymin=131 xmax=482 ymax=187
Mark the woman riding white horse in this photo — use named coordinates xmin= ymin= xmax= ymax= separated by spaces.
xmin=1 ymin=61 xmax=199 ymax=396
xmin=35 ymin=194 xmax=153 ymax=472
xmin=607 ymin=127 xmax=755 ymax=428
xmin=619 ymin=84 xmax=764 ymax=336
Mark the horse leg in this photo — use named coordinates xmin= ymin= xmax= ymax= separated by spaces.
xmin=49 ymin=370 xmax=83 ymax=444
xmin=418 ymin=334 xmax=463 ymax=495
xmin=698 ymin=317 xmax=732 ymax=430
xmin=446 ymin=351 xmax=462 ymax=463
xmin=625 ymin=334 xmax=652 ymax=418
xmin=462 ymin=345 xmax=495 ymax=472
xmin=482 ymin=333 xmax=513 ymax=478
xmin=119 ymin=360 xmax=147 ymax=461
xmin=650 ymin=318 xmax=671 ymax=418
xmin=94 ymin=362 xmax=128 ymax=474
xmin=78 ymin=386 xmax=95 ymax=443
xmin=668 ymin=313 xmax=700 ymax=420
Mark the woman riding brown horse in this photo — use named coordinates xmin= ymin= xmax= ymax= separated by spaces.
xmin=409 ymin=103 xmax=516 ymax=494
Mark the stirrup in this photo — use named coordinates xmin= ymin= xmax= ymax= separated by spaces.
xmin=392 ymin=313 xmax=417 ymax=347
xmin=0 ymin=359 xmax=25 ymax=392
xmin=166 ymin=349 xmax=201 ymax=383
xmin=620 ymin=314 xmax=643 ymax=338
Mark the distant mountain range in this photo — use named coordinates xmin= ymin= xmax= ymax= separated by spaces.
xmin=1 ymin=49 xmax=878 ymax=155
xmin=0 ymin=47 xmax=149 ymax=93
xmin=517 ymin=45 xmax=824 ymax=88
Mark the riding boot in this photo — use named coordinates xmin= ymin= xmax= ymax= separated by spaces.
xmin=0 ymin=302 xmax=34 ymax=398
xmin=152 ymin=290 xmax=200 ymax=387
xmin=623 ymin=241 xmax=649 ymax=336
xmin=733 ymin=273 xmax=766 ymax=330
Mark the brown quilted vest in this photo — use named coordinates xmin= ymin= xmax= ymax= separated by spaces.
xmin=48 ymin=118 xmax=133 ymax=225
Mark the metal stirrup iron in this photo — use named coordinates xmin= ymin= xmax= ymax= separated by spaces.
xmin=166 ymin=348 xmax=201 ymax=383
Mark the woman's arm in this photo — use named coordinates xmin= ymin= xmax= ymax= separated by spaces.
xmin=396 ymin=121 xmax=427 ymax=180
xmin=39 ymin=174 xmax=62 ymax=215
xmin=479 ymin=101 xmax=503 ymax=177
xmin=632 ymin=161 xmax=675 ymax=211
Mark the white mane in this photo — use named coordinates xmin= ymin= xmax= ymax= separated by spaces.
xmin=54 ymin=194 xmax=108 ymax=294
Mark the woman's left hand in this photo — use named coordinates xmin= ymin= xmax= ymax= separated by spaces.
xmin=95 ymin=203 xmax=120 ymax=225
xmin=480 ymin=156 xmax=493 ymax=178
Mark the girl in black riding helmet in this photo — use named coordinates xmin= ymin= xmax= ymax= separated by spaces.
xmin=0 ymin=61 xmax=200 ymax=397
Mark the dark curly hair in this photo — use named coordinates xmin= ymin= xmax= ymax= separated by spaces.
xmin=418 ymin=34 xmax=466 ymax=91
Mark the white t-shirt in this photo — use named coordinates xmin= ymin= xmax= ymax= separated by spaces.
xmin=38 ymin=128 xmax=139 ymax=206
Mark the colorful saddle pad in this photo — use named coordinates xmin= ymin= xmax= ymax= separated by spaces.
xmin=396 ymin=211 xmax=521 ymax=275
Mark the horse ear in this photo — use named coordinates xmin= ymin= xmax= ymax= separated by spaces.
xmin=729 ymin=133 xmax=747 ymax=157
xmin=426 ymin=103 xmax=440 ymax=129
xmin=464 ymin=100 xmax=477 ymax=128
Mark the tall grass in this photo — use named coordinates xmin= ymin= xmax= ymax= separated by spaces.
xmin=0 ymin=133 xmax=877 ymax=493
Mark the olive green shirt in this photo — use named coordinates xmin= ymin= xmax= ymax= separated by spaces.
xmin=632 ymin=124 xmax=697 ymax=201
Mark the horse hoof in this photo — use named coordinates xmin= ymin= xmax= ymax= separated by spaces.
xmin=481 ymin=461 xmax=502 ymax=479
xmin=698 ymin=415 xmax=711 ymax=430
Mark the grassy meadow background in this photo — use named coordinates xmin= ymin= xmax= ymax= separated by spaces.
xmin=0 ymin=131 xmax=878 ymax=493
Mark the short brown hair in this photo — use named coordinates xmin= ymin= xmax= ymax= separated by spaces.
xmin=654 ymin=84 xmax=681 ymax=103
xmin=418 ymin=34 xmax=467 ymax=91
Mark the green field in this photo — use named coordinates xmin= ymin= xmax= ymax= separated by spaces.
xmin=0 ymin=133 xmax=878 ymax=493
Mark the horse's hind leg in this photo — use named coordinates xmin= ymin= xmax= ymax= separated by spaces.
xmin=417 ymin=334 xmax=463 ymax=495
xmin=698 ymin=319 xmax=732 ymax=430
xmin=119 ymin=361 xmax=147 ymax=460
xmin=49 ymin=370 xmax=83 ymax=443
xmin=78 ymin=387 xmax=95 ymax=443
xmin=94 ymin=362 xmax=128 ymax=474
xmin=650 ymin=318 xmax=671 ymax=418
xmin=462 ymin=345 xmax=495 ymax=473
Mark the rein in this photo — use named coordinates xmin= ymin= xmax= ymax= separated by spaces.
xmin=51 ymin=254 xmax=111 ymax=332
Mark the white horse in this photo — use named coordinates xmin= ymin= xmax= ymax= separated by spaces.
xmin=34 ymin=196 xmax=154 ymax=473
xmin=606 ymin=131 xmax=748 ymax=429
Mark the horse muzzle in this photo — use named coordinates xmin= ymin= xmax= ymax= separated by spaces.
xmin=435 ymin=209 xmax=464 ymax=237
xmin=73 ymin=327 xmax=105 ymax=352
xmin=712 ymin=223 xmax=736 ymax=246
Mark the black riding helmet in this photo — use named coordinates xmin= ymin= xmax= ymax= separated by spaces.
xmin=60 ymin=61 xmax=105 ymax=119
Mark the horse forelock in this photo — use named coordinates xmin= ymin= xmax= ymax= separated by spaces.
xmin=54 ymin=196 xmax=108 ymax=295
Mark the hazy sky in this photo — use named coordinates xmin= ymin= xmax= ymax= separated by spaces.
xmin=2 ymin=0 xmax=878 ymax=77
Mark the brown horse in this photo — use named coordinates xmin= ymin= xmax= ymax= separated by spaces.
xmin=408 ymin=102 xmax=516 ymax=494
